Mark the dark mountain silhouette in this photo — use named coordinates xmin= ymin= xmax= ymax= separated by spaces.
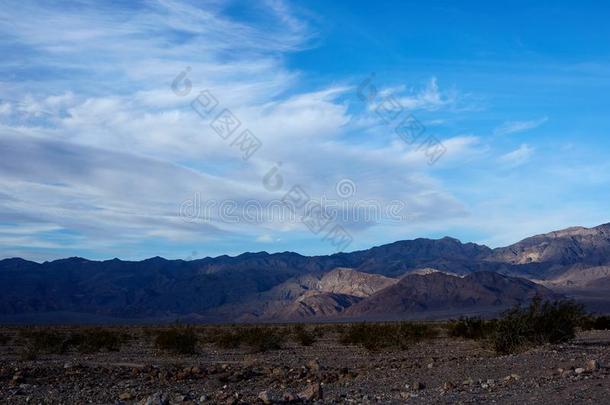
xmin=1 ymin=223 xmax=610 ymax=323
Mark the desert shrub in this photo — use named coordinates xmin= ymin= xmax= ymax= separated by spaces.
xmin=154 ymin=326 xmax=199 ymax=354
xmin=211 ymin=327 xmax=285 ymax=352
xmin=492 ymin=298 xmax=586 ymax=354
xmin=68 ymin=328 xmax=129 ymax=353
xmin=448 ymin=317 xmax=496 ymax=340
xmin=312 ymin=325 xmax=327 ymax=337
xmin=18 ymin=328 xmax=129 ymax=356
xmin=212 ymin=330 xmax=242 ymax=349
xmin=339 ymin=322 xmax=438 ymax=351
xmin=582 ymin=315 xmax=610 ymax=331
xmin=19 ymin=329 xmax=70 ymax=355
xmin=291 ymin=324 xmax=317 ymax=346
xmin=242 ymin=327 xmax=284 ymax=352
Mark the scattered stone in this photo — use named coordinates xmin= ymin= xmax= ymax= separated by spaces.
xmin=257 ymin=390 xmax=272 ymax=404
xmin=586 ymin=360 xmax=600 ymax=371
xmin=442 ymin=382 xmax=455 ymax=391
xmin=575 ymin=368 xmax=586 ymax=375
xmin=12 ymin=372 xmax=24 ymax=385
xmin=298 ymin=382 xmax=323 ymax=401
xmin=119 ymin=392 xmax=133 ymax=401
xmin=413 ymin=382 xmax=426 ymax=391
xmin=140 ymin=392 xmax=169 ymax=405
xmin=462 ymin=378 xmax=474 ymax=386
xmin=282 ymin=391 xmax=297 ymax=402
xmin=307 ymin=359 xmax=321 ymax=374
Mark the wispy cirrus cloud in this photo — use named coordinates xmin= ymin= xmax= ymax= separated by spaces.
xmin=494 ymin=116 xmax=548 ymax=136
xmin=0 ymin=0 xmax=480 ymax=260
xmin=499 ymin=144 xmax=534 ymax=167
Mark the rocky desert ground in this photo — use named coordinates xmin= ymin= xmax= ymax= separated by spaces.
xmin=0 ymin=323 xmax=608 ymax=405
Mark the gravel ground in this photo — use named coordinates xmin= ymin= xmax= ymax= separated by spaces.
xmin=0 ymin=327 xmax=608 ymax=404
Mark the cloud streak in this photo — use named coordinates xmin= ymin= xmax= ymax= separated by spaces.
xmin=0 ymin=1 xmax=499 ymax=260
xmin=494 ymin=117 xmax=548 ymax=136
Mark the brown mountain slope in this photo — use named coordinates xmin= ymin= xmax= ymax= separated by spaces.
xmin=272 ymin=292 xmax=363 ymax=320
xmin=487 ymin=223 xmax=610 ymax=278
xmin=344 ymin=272 xmax=557 ymax=319
xmin=212 ymin=268 xmax=398 ymax=321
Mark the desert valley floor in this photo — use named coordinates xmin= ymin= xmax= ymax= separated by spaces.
xmin=0 ymin=325 xmax=608 ymax=404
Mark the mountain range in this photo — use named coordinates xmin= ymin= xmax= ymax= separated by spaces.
xmin=2 ymin=223 xmax=610 ymax=324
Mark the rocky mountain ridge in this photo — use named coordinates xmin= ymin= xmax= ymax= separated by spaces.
xmin=1 ymin=223 xmax=610 ymax=323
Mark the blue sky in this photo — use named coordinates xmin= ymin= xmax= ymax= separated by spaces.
xmin=1 ymin=0 xmax=610 ymax=261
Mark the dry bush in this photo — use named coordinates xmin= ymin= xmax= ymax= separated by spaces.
xmin=153 ymin=326 xmax=199 ymax=354
xmin=581 ymin=315 xmax=610 ymax=331
xmin=291 ymin=324 xmax=317 ymax=346
xmin=19 ymin=329 xmax=69 ymax=355
xmin=69 ymin=328 xmax=129 ymax=353
xmin=210 ymin=326 xmax=285 ymax=352
xmin=447 ymin=317 xmax=496 ymax=340
xmin=0 ymin=333 xmax=10 ymax=346
xmin=339 ymin=322 xmax=438 ymax=351
xmin=492 ymin=298 xmax=586 ymax=354
xmin=18 ymin=327 xmax=129 ymax=358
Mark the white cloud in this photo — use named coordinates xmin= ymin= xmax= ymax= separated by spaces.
xmin=255 ymin=234 xmax=275 ymax=243
xmin=499 ymin=144 xmax=534 ymax=167
xmin=0 ymin=1 xmax=479 ymax=259
xmin=494 ymin=117 xmax=548 ymax=136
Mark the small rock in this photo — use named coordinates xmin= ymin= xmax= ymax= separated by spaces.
xmin=119 ymin=392 xmax=133 ymax=401
xmin=442 ymin=382 xmax=455 ymax=391
xmin=586 ymin=360 xmax=600 ymax=371
xmin=258 ymin=390 xmax=272 ymax=404
xmin=412 ymin=381 xmax=425 ymax=391
xmin=575 ymin=368 xmax=585 ymax=375
xmin=462 ymin=378 xmax=474 ymax=386
xmin=298 ymin=382 xmax=323 ymax=401
xmin=307 ymin=359 xmax=321 ymax=373
xmin=141 ymin=392 xmax=169 ymax=405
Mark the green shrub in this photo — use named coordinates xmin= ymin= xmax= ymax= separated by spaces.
xmin=448 ymin=318 xmax=496 ymax=340
xmin=491 ymin=298 xmax=586 ymax=354
xmin=292 ymin=324 xmax=317 ymax=346
xmin=339 ymin=322 xmax=438 ymax=351
xmin=154 ymin=326 xmax=199 ymax=354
